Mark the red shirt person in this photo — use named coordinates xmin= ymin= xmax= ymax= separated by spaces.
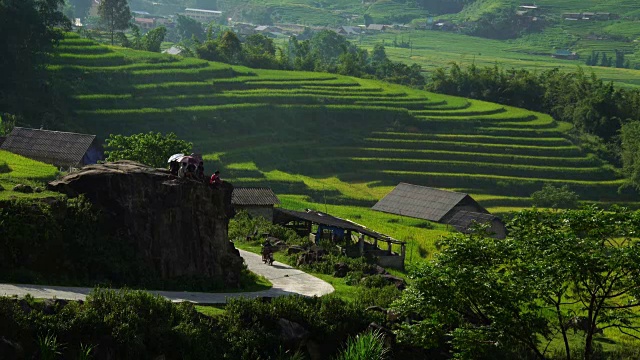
xmin=210 ymin=170 xmax=222 ymax=187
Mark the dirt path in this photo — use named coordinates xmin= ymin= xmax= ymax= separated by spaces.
xmin=0 ymin=250 xmax=334 ymax=304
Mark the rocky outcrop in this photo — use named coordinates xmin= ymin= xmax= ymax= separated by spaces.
xmin=48 ymin=161 xmax=244 ymax=286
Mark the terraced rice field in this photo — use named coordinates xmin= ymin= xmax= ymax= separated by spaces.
xmin=54 ymin=34 xmax=638 ymax=221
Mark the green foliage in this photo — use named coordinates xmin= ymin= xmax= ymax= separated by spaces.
xmin=119 ymin=26 xmax=166 ymax=53
xmin=38 ymin=333 xmax=64 ymax=360
xmin=334 ymin=330 xmax=390 ymax=360
xmin=0 ymin=196 xmax=140 ymax=286
xmin=392 ymin=207 xmax=640 ymax=360
xmin=531 ymin=183 xmax=580 ymax=209
xmin=98 ymin=0 xmax=131 ymax=45
xmin=0 ymin=0 xmax=70 ymax=124
xmin=104 ymin=131 xmax=192 ymax=168
xmin=229 ymin=211 xmax=306 ymax=245
xmin=175 ymin=15 xmax=205 ymax=42
xmin=621 ymin=121 xmax=640 ymax=191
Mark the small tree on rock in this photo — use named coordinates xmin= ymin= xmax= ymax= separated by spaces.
xmin=104 ymin=132 xmax=192 ymax=168
xmin=98 ymin=0 xmax=131 ymax=45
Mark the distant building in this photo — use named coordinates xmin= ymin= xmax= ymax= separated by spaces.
xmin=563 ymin=12 xmax=582 ymax=20
xmin=552 ymin=50 xmax=579 ymax=60
xmin=0 ymin=127 xmax=102 ymax=168
xmin=366 ymin=24 xmax=388 ymax=32
xmin=446 ymin=211 xmax=506 ymax=239
xmin=432 ymin=20 xmax=455 ymax=31
xmin=232 ymin=187 xmax=280 ymax=221
xmin=254 ymin=25 xmax=281 ymax=33
xmin=336 ymin=26 xmax=361 ymax=36
xmin=182 ymin=8 xmax=222 ymax=23
xmin=134 ymin=17 xmax=154 ymax=29
xmin=372 ymin=183 xmax=490 ymax=223
xmin=162 ymin=45 xmax=184 ymax=56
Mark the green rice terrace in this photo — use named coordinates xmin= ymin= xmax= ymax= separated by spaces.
xmin=51 ymin=33 xmax=639 ymax=253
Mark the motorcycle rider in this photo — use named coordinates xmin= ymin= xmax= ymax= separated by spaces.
xmin=262 ymin=238 xmax=274 ymax=264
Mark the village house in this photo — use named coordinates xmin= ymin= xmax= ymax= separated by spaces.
xmin=134 ymin=17 xmax=155 ymax=30
xmin=552 ymin=49 xmax=579 ymax=60
xmin=372 ymin=182 xmax=506 ymax=238
xmin=273 ymin=208 xmax=407 ymax=270
xmin=162 ymin=46 xmax=184 ymax=56
xmin=182 ymin=8 xmax=222 ymax=23
xmin=254 ymin=25 xmax=282 ymax=33
xmin=366 ymin=24 xmax=388 ymax=32
xmin=0 ymin=127 xmax=103 ymax=169
xmin=336 ymin=26 xmax=361 ymax=36
xmin=232 ymin=187 xmax=280 ymax=221
xmin=446 ymin=211 xmax=506 ymax=239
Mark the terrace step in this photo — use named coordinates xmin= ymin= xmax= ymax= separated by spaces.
xmin=285 ymin=157 xmax=615 ymax=181
xmin=364 ymin=138 xmax=583 ymax=157
xmin=370 ymin=132 xmax=573 ymax=146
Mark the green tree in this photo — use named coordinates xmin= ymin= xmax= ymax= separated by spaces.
xmin=531 ymin=184 xmax=580 ymax=209
xmin=392 ymin=207 xmax=640 ymax=360
xmin=98 ymin=0 xmax=131 ymax=45
xmin=0 ymin=0 xmax=70 ymax=123
xmin=370 ymin=44 xmax=387 ymax=65
xmin=243 ymin=34 xmax=278 ymax=69
xmin=104 ymin=132 xmax=193 ymax=168
xmin=175 ymin=14 xmax=205 ymax=42
xmin=621 ymin=121 xmax=640 ymax=190
xmin=142 ymin=26 xmax=167 ymax=52
xmin=218 ymin=30 xmax=242 ymax=63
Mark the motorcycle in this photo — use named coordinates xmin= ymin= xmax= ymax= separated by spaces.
xmin=262 ymin=247 xmax=274 ymax=266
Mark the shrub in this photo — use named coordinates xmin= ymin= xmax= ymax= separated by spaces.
xmin=335 ymin=330 xmax=390 ymax=360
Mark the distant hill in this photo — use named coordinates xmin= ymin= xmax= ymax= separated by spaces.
xmin=48 ymin=33 xmax=639 ymax=214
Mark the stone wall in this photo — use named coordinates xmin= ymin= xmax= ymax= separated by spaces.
xmin=48 ymin=161 xmax=244 ymax=286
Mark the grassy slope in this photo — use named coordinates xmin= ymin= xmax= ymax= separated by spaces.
xmin=52 ymin=34 xmax=638 ymax=252
xmin=0 ymin=150 xmax=61 ymax=200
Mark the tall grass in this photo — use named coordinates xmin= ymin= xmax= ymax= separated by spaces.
xmin=334 ymin=330 xmax=390 ymax=360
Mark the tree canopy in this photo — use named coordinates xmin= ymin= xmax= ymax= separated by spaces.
xmin=0 ymin=0 xmax=70 ymax=124
xmin=104 ymin=132 xmax=193 ymax=168
xmin=98 ymin=0 xmax=131 ymax=45
xmin=392 ymin=207 xmax=640 ymax=360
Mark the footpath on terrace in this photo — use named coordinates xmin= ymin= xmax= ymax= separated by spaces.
xmin=0 ymin=250 xmax=334 ymax=304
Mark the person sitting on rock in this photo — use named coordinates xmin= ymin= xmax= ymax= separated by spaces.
xmin=196 ymin=161 xmax=205 ymax=181
xmin=169 ymin=161 xmax=180 ymax=176
xmin=178 ymin=162 xmax=187 ymax=178
xmin=210 ymin=170 xmax=222 ymax=188
xmin=185 ymin=162 xmax=196 ymax=179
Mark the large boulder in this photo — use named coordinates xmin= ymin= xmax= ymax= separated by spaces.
xmin=48 ymin=161 xmax=244 ymax=286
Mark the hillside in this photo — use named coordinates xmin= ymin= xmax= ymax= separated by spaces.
xmin=0 ymin=150 xmax=60 ymax=200
xmin=51 ymin=34 xmax=637 ymax=218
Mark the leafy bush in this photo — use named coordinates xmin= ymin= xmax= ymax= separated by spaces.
xmin=531 ymin=183 xmax=580 ymax=209
xmin=0 ymin=288 xmax=384 ymax=360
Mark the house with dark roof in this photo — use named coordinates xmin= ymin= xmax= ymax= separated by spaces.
xmin=0 ymin=127 xmax=102 ymax=168
xmin=336 ymin=26 xmax=360 ymax=36
xmin=232 ymin=187 xmax=280 ymax=220
xmin=273 ymin=208 xmax=407 ymax=270
xmin=366 ymin=24 xmax=388 ymax=32
xmin=372 ymin=183 xmax=489 ymax=223
xmin=446 ymin=211 xmax=506 ymax=239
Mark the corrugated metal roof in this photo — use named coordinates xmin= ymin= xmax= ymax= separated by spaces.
xmin=274 ymin=208 xmax=404 ymax=242
xmin=446 ymin=211 xmax=500 ymax=234
xmin=0 ymin=127 xmax=95 ymax=167
xmin=232 ymin=187 xmax=280 ymax=206
xmin=372 ymin=183 xmax=468 ymax=222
